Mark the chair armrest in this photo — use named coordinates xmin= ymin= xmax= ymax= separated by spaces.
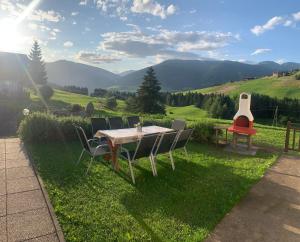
xmin=88 ymin=138 xmax=99 ymax=145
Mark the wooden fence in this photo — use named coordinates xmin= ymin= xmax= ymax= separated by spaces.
xmin=284 ymin=121 xmax=300 ymax=152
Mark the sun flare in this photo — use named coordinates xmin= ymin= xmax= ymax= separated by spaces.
xmin=0 ymin=19 xmax=22 ymax=52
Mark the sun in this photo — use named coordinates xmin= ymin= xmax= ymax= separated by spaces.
xmin=0 ymin=19 xmax=23 ymax=52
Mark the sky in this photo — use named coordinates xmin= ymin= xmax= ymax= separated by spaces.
xmin=0 ymin=0 xmax=300 ymax=73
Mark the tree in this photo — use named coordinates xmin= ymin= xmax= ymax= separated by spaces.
xmin=136 ymin=67 xmax=165 ymax=114
xmin=28 ymin=40 xmax=47 ymax=85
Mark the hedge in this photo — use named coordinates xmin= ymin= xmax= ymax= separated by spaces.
xmin=18 ymin=112 xmax=215 ymax=144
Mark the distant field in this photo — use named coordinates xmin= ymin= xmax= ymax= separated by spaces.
xmin=166 ymin=105 xmax=208 ymax=121
xmin=188 ymin=74 xmax=300 ymax=99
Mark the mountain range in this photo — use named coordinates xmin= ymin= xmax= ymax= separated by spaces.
xmin=1 ymin=51 xmax=300 ymax=92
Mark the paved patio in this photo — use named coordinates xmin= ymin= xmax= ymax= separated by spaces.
xmin=206 ymin=155 xmax=300 ymax=242
xmin=0 ymin=138 xmax=64 ymax=242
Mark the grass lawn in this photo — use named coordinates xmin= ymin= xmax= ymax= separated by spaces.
xmin=27 ymin=141 xmax=278 ymax=241
xmin=166 ymin=105 xmax=208 ymax=121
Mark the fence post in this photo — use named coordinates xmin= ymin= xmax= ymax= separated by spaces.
xmin=284 ymin=121 xmax=291 ymax=152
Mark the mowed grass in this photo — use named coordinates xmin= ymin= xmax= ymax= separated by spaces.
xmin=189 ymin=74 xmax=300 ymax=99
xmin=27 ymin=141 xmax=278 ymax=241
xmin=166 ymin=105 xmax=208 ymax=121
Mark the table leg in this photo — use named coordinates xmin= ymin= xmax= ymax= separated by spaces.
xmin=108 ymin=140 xmax=120 ymax=171
xmin=225 ymin=129 xmax=228 ymax=144
xmin=215 ymin=129 xmax=219 ymax=147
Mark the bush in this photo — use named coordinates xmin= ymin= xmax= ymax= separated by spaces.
xmin=71 ymin=104 xmax=83 ymax=113
xmin=38 ymin=85 xmax=54 ymax=101
xmin=105 ymin=96 xmax=117 ymax=110
xmin=85 ymin=102 xmax=94 ymax=117
xmin=295 ymin=72 xmax=300 ymax=80
xmin=187 ymin=121 xmax=215 ymax=143
xmin=18 ymin=112 xmax=91 ymax=143
xmin=18 ymin=112 xmax=215 ymax=144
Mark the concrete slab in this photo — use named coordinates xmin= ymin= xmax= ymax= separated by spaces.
xmin=0 ymin=195 xmax=6 ymax=217
xmin=0 ymin=216 xmax=7 ymax=242
xmin=26 ymin=233 xmax=59 ymax=242
xmin=7 ymin=176 xmax=39 ymax=194
xmin=224 ymin=143 xmax=258 ymax=156
xmin=206 ymin=155 xmax=300 ymax=242
xmin=6 ymin=166 xmax=34 ymax=180
xmin=7 ymin=208 xmax=55 ymax=241
xmin=5 ymin=159 xmax=30 ymax=169
xmin=7 ymin=189 xmax=46 ymax=215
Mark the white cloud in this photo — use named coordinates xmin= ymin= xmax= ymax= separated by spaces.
xmin=76 ymin=51 xmax=121 ymax=63
xmin=0 ymin=0 xmax=64 ymax=23
xmin=190 ymin=9 xmax=197 ymax=14
xmin=293 ymin=11 xmax=300 ymax=21
xmin=71 ymin=12 xmax=79 ymax=16
xmin=79 ymin=0 xmax=88 ymax=6
xmin=251 ymin=11 xmax=300 ymax=35
xmin=72 ymin=21 xmax=77 ymax=25
xmin=251 ymin=16 xmax=283 ymax=35
xmin=99 ymin=27 xmax=239 ymax=60
xmin=276 ymin=59 xmax=285 ymax=64
xmin=94 ymin=0 xmax=129 ymax=20
xmin=251 ymin=48 xmax=271 ymax=55
xmin=131 ymin=0 xmax=176 ymax=19
xmin=64 ymin=41 xmax=74 ymax=47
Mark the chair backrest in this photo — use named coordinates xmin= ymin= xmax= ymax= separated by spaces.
xmin=173 ymin=129 xmax=193 ymax=150
xmin=127 ymin=116 xmax=140 ymax=128
xmin=108 ymin=117 xmax=123 ymax=129
xmin=91 ymin=118 xmax=108 ymax=135
xmin=74 ymin=125 xmax=91 ymax=153
xmin=155 ymin=131 xmax=178 ymax=155
xmin=171 ymin=119 xmax=186 ymax=131
xmin=133 ymin=134 xmax=159 ymax=160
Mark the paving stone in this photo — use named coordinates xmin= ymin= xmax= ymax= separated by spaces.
xmin=0 ymin=162 xmax=5 ymax=170
xmin=0 ymin=169 xmax=5 ymax=182
xmin=5 ymin=159 xmax=30 ymax=169
xmin=5 ymin=151 xmax=28 ymax=161
xmin=7 ymin=190 xmax=46 ymax=214
xmin=7 ymin=177 xmax=39 ymax=194
xmin=0 ymin=181 xmax=6 ymax=196
xmin=0 ymin=216 xmax=6 ymax=242
xmin=5 ymin=138 xmax=20 ymax=143
xmin=26 ymin=233 xmax=59 ymax=242
xmin=6 ymin=166 xmax=34 ymax=180
xmin=0 ymin=195 xmax=6 ymax=217
xmin=7 ymin=208 xmax=55 ymax=242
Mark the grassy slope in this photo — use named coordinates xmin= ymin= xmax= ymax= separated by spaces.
xmin=27 ymin=141 xmax=278 ymax=241
xmin=189 ymin=74 xmax=300 ymax=99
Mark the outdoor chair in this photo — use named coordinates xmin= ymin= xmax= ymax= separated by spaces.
xmin=127 ymin=116 xmax=140 ymax=128
xmin=74 ymin=125 xmax=111 ymax=174
xmin=108 ymin=117 xmax=124 ymax=129
xmin=172 ymin=129 xmax=193 ymax=158
xmin=120 ymin=134 xmax=160 ymax=184
xmin=152 ymin=131 xmax=179 ymax=174
xmin=171 ymin=119 xmax=186 ymax=131
xmin=91 ymin=117 xmax=108 ymax=144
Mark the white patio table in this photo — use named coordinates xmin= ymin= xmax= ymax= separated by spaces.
xmin=94 ymin=125 xmax=173 ymax=170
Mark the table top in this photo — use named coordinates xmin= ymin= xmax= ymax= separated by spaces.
xmin=94 ymin=125 xmax=173 ymax=145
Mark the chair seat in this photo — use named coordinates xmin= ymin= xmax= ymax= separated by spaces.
xmin=90 ymin=145 xmax=110 ymax=156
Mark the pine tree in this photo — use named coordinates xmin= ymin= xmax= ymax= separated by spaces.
xmin=28 ymin=40 xmax=47 ymax=85
xmin=136 ymin=67 xmax=165 ymax=114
